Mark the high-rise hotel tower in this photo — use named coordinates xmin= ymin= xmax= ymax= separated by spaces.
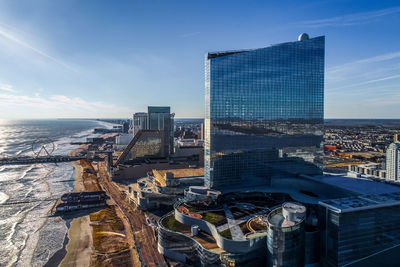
xmin=204 ymin=34 xmax=325 ymax=189
xmin=386 ymin=134 xmax=400 ymax=181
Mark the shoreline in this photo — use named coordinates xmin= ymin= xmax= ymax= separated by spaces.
xmin=43 ymin=224 xmax=69 ymax=267
xmin=59 ymin=158 xmax=93 ymax=267
xmin=44 ymin=123 xmax=117 ymax=267
xmin=45 ymin=146 xmax=93 ymax=267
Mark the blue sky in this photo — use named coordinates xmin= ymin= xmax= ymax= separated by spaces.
xmin=0 ymin=0 xmax=399 ymax=119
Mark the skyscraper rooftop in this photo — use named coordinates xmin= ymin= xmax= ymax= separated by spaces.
xmin=319 ymin=191 xmax=400 ymax=213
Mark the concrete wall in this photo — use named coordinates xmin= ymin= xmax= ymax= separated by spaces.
xmin=157 ymin=213 xmax=221 ymax=266
xmin=157 ymin=243 xmax=186 ymax=263
xmin=174 ymin=209 xmax=266 ymax=254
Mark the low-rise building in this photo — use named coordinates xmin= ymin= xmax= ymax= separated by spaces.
xmin=126 ymin=167 xmax=204 ymax=210
xmin=152 ymin=168 xmax=204 ymax=194
xmin=157 ymin=175 xmax=400 ymax=266
xmin=348 ymin=163 xmax=386 ymax=178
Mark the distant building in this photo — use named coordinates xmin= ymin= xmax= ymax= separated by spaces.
xmin=205 ymin=34 xmax=324 ymax=189
xmin=116 ymin=107 xmax=175 ymax=165
xmin=122 ymin=121 xmax=130 ymax=133
xmin=115 ymin=130 xmax=165 ymax=165
xmin=133 ymin=112 xmax=148 ymax=136
xmin=348 ymin=163 xmax=386 ymax=179
xmin=148 ymin=106 xmax=175 ymax=156
xmin=114 ymin=133 xmax=134 ymax=151
xmin=386 ymin=134 xmax=400 ymax=181
xmin=177 ymin=139 xmax=203 ymax=147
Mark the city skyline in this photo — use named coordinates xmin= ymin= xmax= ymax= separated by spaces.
xmin=0 ymin=1 xmax=399 ymax=119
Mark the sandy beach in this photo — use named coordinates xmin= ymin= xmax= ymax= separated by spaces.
xmin=59 ymin=216 xmax=92 ymax=267
xmin=59 ymin=157 xmax=93 ymax=267
xmin=57 ymin=145 xmax=136 ymax=267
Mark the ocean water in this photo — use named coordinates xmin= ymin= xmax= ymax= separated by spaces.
xmin=0 ymin=119 xmax=112 ymax=267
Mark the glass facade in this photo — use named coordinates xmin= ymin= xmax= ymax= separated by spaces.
xmin=148 ymin=106 xmax=175 ymax=156
xmin=125 ymin=130 xmax=164 ymax=161
xmin=205 ymin=36 xmax=325 ymax=189
xmin=321 ymin=205 xmax=400 ymax=266
xmin=267 ymin=208 xmax=305 ymax=267
xmin=133 ymin=112 xmax=148 ymax=137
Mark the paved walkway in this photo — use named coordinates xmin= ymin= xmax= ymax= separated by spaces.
xmin=223 ymin=204 xmax=246 ymax=241
xmin=217 ymin=208 xmax=269 ymax=232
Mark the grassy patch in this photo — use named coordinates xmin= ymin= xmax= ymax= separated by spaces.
xmin=90 ymin=208 xmax=128 ymax=253
xmin=163 ymin=215 xmax=190 ymax=232
xmin=90 ymin=209 xmax=124 ymax=231
xmin=202 ymin=212 xmax=226 ymax=225
xmin=219 ymin=228 xmax=232 ymax=239
xmin=187 ymin=207 xmax=197 ymax=212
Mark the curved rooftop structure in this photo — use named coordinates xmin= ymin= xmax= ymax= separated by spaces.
xmin=268 ymin=202 xmax=306 ymax=228
xmin=298 ymin=33 xmax=310 ymax=41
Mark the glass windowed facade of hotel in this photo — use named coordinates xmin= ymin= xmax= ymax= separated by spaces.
xmin=204 ymin=36 xmax=325 ymax=189
xmin=148 ymin=106 xmax=175 ymax=156
xmin=319 ymin=193 xmax=400 ymax=266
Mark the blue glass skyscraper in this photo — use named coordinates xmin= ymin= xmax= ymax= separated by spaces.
xmin=204 ymin=34 xmax=325 ymax=189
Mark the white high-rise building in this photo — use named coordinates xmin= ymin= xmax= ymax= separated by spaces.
xmin=386 ymin=134 xmax=400 ymax=181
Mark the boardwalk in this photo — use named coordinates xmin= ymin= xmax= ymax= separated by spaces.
xmin=97 ymin=161 xmax=167 ymax=267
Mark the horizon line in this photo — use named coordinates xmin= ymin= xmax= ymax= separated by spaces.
xmin=2 ymin=117 xmax=400 ymax=120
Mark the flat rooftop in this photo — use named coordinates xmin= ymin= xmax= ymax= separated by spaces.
xmin=217 ymin=173 xmax=400 ymax=205
xmin=319 ymin=174 xmax=400 ymax=195
xmin=153 ymin=168 xmax=204 ymax=178
xmin=153 ymin=167 xmax=204 ymax=187
xmin=319 ymin=191 xmax=400 ymax=213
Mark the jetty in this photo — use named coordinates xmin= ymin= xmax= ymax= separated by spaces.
xmin=0 ymin=155 xmax=86 ymax=166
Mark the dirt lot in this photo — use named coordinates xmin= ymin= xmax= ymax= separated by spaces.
xmin=97 ymin=161 xmax=167 ymax=267
xmin=90 ymin=208 xmax=133 ymax=267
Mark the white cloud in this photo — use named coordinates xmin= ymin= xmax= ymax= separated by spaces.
xmin=327 ymin=51 xmax=400 ymax=74
xmin=326 ymin=50 xmax=400 ymax=94
xmin=295 ymin=6 xmax=400 ymax=28
xmin=0 ymin=23 xmax=73 ymax=70
xmin=0 ymin=92 xmax=131 ymax=118
xmin=0 ymin=84 xmax=16 ymax=93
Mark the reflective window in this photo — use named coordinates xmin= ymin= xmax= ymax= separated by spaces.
xmin=205 ymin=36 xmax=325 ymax=189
